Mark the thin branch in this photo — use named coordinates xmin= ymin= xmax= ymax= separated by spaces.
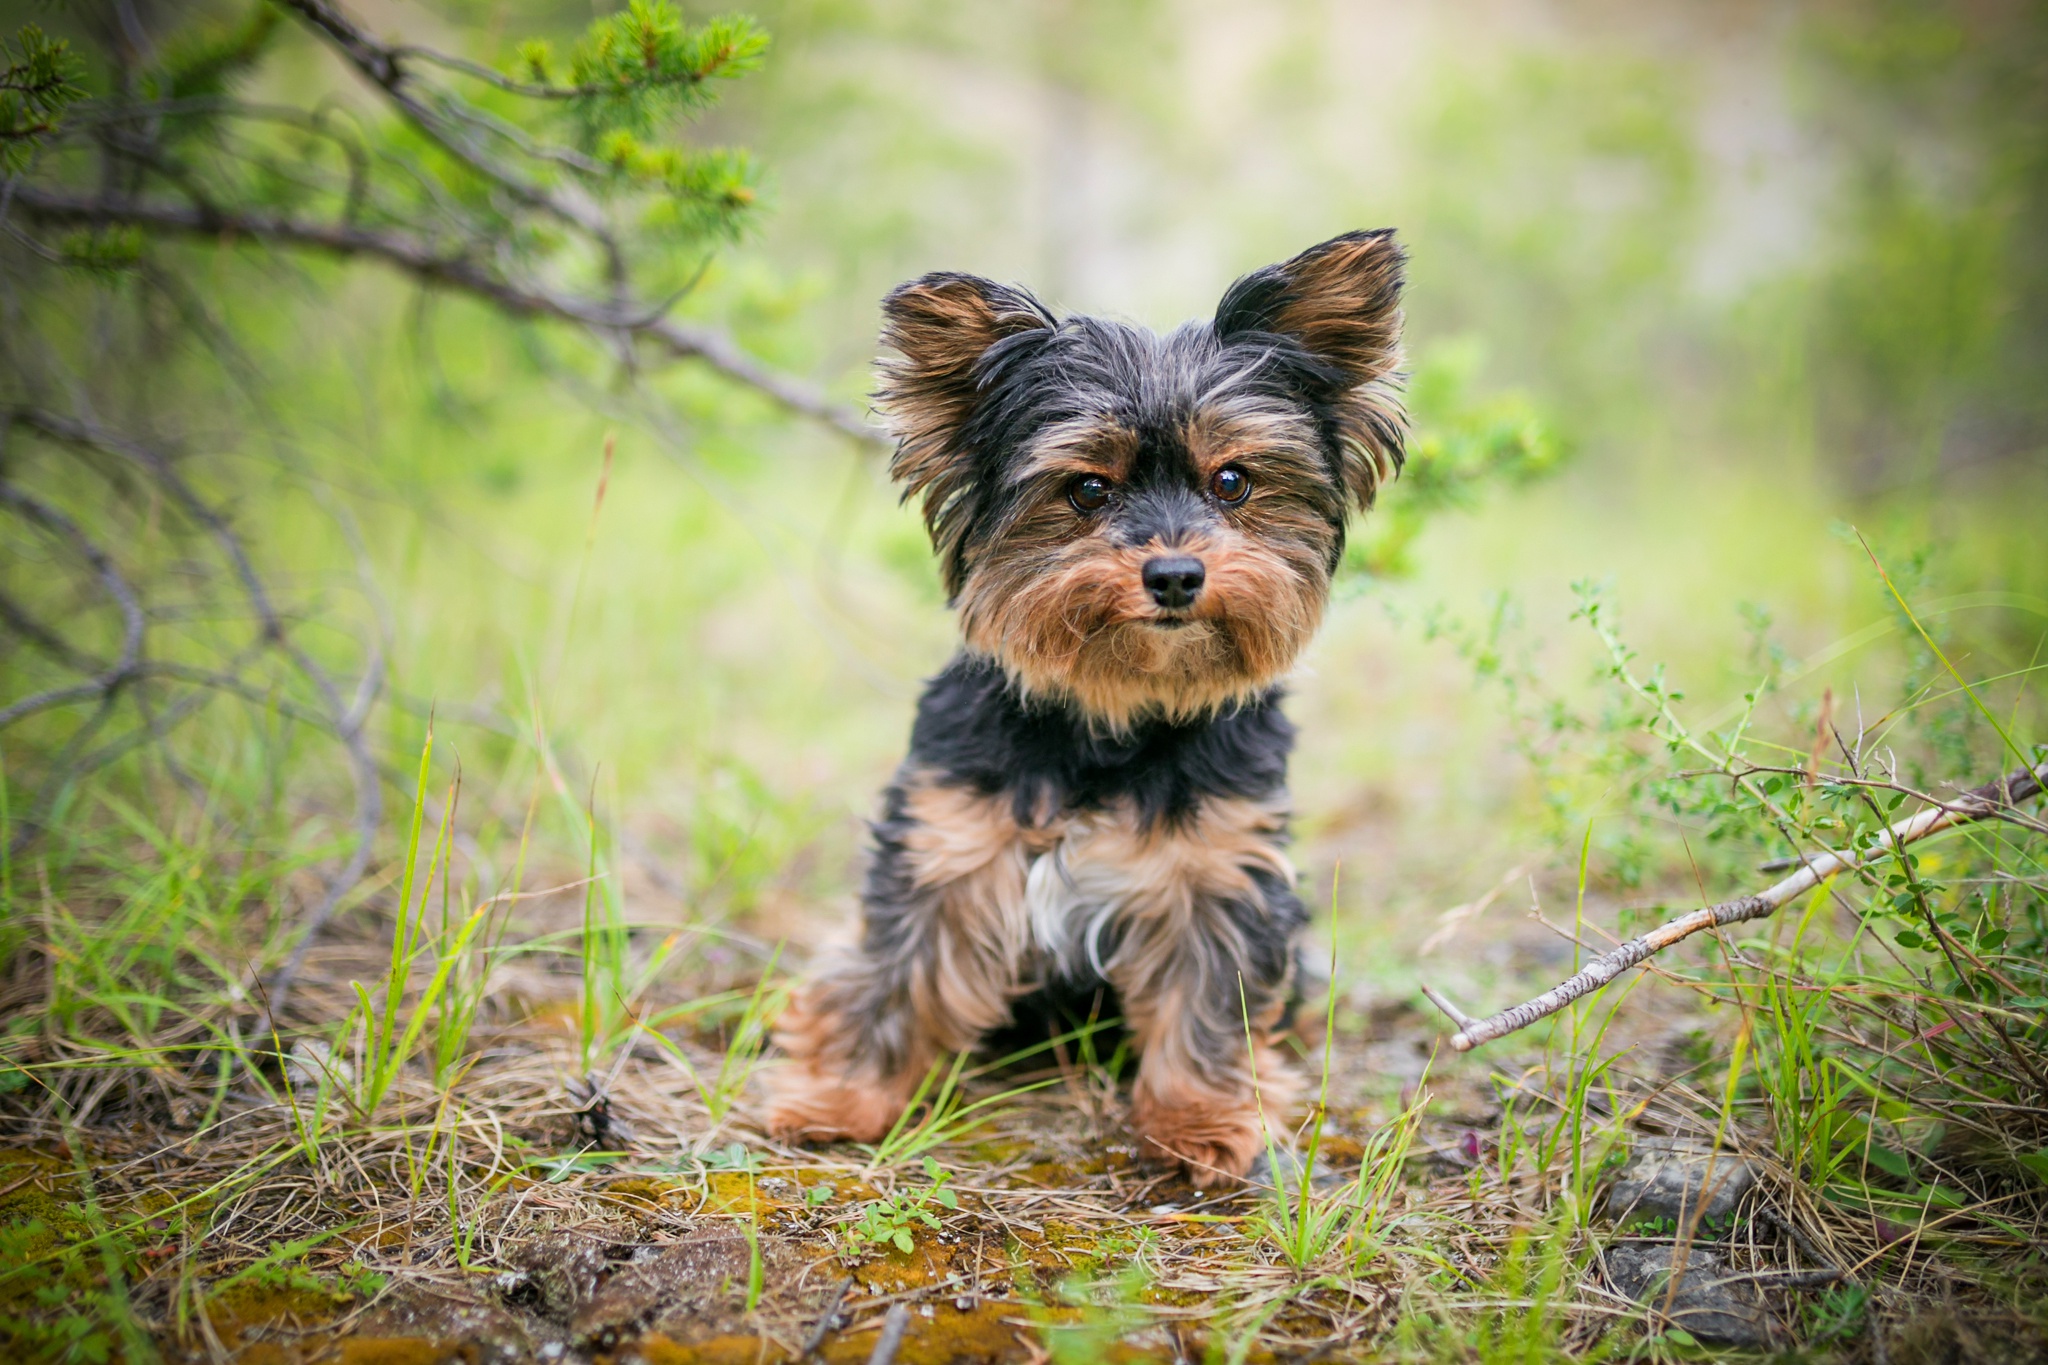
xmin=1426 ymin=760 xmax=2048 ymax=1051
xmin=0 ymin=586 xmax=99 ymax=671
xmin=390 ymin=42 xmax=727 ymax=102
xmin=275 ymin=0 xmax=615 ymax=249
xmin=2 ymin=408 xmax=383 ymax=1019
xmin=7 ymin=187 xmax=885 ymax=447
xmin=0 ymin=480 xmax=145 ymax=729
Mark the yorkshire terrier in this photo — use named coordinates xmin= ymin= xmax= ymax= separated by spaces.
xmin=765 ymin=230 xmax=1406 ymax=1186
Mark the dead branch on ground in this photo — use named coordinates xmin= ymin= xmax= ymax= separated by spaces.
xmin=1424 ymin=760 xmax=2048 ymax=1051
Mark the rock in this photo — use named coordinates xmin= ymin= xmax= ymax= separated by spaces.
xmin=505 ymin=1233 xmax=618 ymax=1322
xmin=1605 ymin=1242 xmax=1777 ymax=1349
xmin=351 ymin=1283 xmax=538 ymax=1362
xmin=571 ymin=1236 xmax=753 ymax=1348
xmin=1607 ymin=1137 xmax=1757 ymax=1226
xmin=284 ymin=1039 xmax=351 ymax=1096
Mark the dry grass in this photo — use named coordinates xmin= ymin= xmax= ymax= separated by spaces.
xmin=4 ymin=835 xmax=2044 ymax=1365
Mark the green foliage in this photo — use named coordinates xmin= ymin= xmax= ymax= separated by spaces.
xmin=642 ymin=951 xmax=785 ymax=1128
xmin=1431 ymin=528 xmax=2047 ymax=1279
xmin=0 ymin=1219 xmax=125 ymax=1365
xmin=345 ymin=729 xmax=485 ymax=1119
xmin=1251 ymin=910 xmax=1426 ymax=1273
xmin=842 ymin=1156 xmax=957 ymax=1256
xmin=147 ymin=5 xmax=281 ymax=104
xmin=693 ymin=1140 xmax=763 ymax=1173
xmin=55 ymin=226 xmax=143 ymax=277
xmin=1789 ymin=1 xmax=2048 ymax=477
xmin=858 ymin=1050 xmax=1057 ymax=1171
xmin=555 ymin=5 xmax=769 ymax=129
xmin=499 ymin=2 xmax=769 ymax=243
xmin=3 ymin=6 xmax=2046 ymax=1357
xmin=1347 ymin=341 xmax=1564 ymax=579
xmin=1407 ymin=50 xmax=1701 ymax=430
xmin=210 ymin=1234 xmax=384 ymax=1304
xmin=1030 ymin=1255 xmax=1156 ymax=1365
xmin=1398 ymin=1217 xmax=1609 ymax=1364
xmin=0 ymin=25 xmax=84 ymax=175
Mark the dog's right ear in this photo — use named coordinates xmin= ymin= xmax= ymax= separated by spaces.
xmin=875 ymin=273 xmax=1055 ymax=590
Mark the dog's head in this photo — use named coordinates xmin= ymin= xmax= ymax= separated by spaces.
xmin=876 ymin=230 xmax=1406 ymax=730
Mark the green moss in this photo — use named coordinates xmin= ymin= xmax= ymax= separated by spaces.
xmin=206 ymin=1277 xmax=354 ymax=1347
xmin=0 ymin=1152 xmax=133 ymax=1365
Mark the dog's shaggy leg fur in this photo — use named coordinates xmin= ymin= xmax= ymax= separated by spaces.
xmin=1065 ymin=798 xmax=1305 ymax=1185
xmin=765 ymin=773 xmax=1035 ymax=1143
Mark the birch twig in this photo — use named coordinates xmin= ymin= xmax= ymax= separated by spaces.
xmin=1426 ymin=760 xmax=2048 ymax=1051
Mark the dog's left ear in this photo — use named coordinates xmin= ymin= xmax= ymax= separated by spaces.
xmin=1213 ymin=230 xmax=1407 ymax=509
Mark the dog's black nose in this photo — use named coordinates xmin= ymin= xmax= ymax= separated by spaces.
xmin=1142 ymin=556 xmax=1206 ymax=609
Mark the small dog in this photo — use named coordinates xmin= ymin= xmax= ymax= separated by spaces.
xmin=766 ymin=230 xmax=1406 ymax=1185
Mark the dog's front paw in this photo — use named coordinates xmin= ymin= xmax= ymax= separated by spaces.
xmin=1130 ymin=1091 xmax=1269 ymax=1188
xmin=762 ymin=1067 xmax=904 ymax=1145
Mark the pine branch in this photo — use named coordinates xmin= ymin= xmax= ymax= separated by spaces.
xmin=8 ymin=186 xmax=884 ymax=446
xmin=276 ymin=0 xmax=616 ymax=246
xmin=1425 ymin=760 xmax=2048 ymax=1051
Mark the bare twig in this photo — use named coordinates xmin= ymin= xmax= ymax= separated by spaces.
xmin=1426 ymin=760 xmax=2048 ymax=1051
xmin=798 ymin=1277 xmax=854 ymax=1362
xmin=276 ymin=0 xmax=615 ymax=246
xmin=1 ymin=407 xmax=383 ymax=1018
xmin=0 ymin=481 xmax=145 ymax=730
xmin=865 ymin=1302 xmax=911 ymax=1365
xmin=392 ymin=42 xmax=731 ymax=102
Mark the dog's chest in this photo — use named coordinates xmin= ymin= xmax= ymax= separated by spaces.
xmin=1021 ymin=825 xmax=1121 ymax=982
xmin=1016 ymin=802 xmax=1263 ymax=981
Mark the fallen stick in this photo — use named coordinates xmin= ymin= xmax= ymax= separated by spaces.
xmin=798 ymin=1278 xmax=853 ymax=1363
xmin=1427 ymin=760 xmax=2048 ymax=1051
xmin=867 ymin=1303 xmax=912 ymax=1365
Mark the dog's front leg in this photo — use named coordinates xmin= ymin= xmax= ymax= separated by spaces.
xmin=1111 ymin=861 xmax=1305 ymax=1188
xmin=765 ymin=775 xmax=1034 ymax=1144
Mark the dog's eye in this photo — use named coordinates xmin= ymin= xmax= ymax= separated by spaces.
xmin=1068 ymin=475 xmax=1113 ymax=513
xmin=1211 ymin=466 xmax=1251 ymax=504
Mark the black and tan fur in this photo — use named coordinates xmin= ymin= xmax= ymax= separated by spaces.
xmin=767 ymin=230 xmax=1407 ymax=1185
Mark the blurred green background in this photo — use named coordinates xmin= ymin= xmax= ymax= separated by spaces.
xmin=4 ymin=0 xmax=2045 ymax=996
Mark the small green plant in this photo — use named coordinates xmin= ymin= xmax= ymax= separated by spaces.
xmin=1032 ymin=1257 xmax=1156 ymax=1365
xmin=860 ymin=1046 xmax=1067 ymax=1171
xmin=842 ymin=1157 xmax=958 ymax=1256
xmin=535 ymin=743 xmax=691 ymax=1079
xmin=1246 ymin=933 xmax=1348 ymax=1269
xmin=740 ymin=1168 xmax=764 ymax=1312
xmin=207 ymin=1231 xmax=383 ymax=1304
xmin=0 ymin=1219 xmax=127 ymax=1365
xmin=1542 ymin=823 xmax=1638 ymax=1220
xmin=643 ymin=950 xmax=785 ymax=1129
xmin=692 ymin=1140 xmax=764 ymax=1173
xmin=341 ymin=729 xmax=490 ymax=1121
xmin=1400 ymin=1216 xmax=1612 ymax=1364
xmin=1342 ymin=339 xmax=1563 ymax=581
xmin=1247 ymin=884 xmax=1428 ymax=1272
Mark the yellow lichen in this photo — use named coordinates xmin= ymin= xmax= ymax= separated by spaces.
xmin=332 ymin=1336 xmax=464 ymax=1365
xmin=851 ymin=1234 xmax=956 ymax=1294
xmin=639 ymin=1331 xmax=791 ymax=1365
